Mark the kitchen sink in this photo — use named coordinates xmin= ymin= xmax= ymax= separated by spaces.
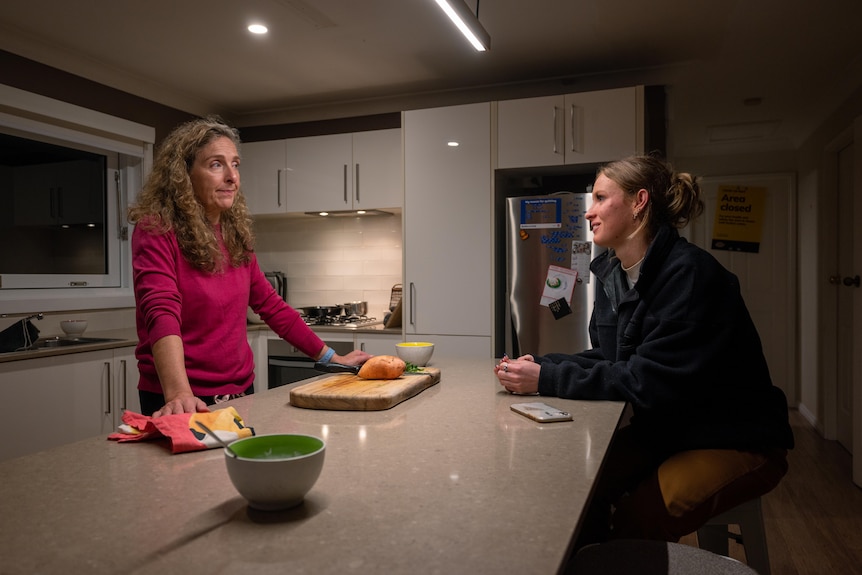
xmin=30 ymin=337 xmax=125 ymax=349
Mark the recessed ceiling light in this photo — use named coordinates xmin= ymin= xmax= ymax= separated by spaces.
xmin=248 ymin=24 xmax=268 ymax=34
xmin=447 ymin=141 xmax=460 ymax=147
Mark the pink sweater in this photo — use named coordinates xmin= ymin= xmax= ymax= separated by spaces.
xmin=132 ymin=223 xmax=324 ymax=397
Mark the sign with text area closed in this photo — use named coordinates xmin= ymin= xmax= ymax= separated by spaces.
xmin=711 ymin=185 xmax=766 ymax=253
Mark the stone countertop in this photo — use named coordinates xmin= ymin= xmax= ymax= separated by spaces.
xmin=0 ymin=327 xmax=138 ymax=363
xmin=0 ymin=322 xmax=400 ymax=364
xmin=0 ymin=357 xmax=625 ymax=575
xmin=247 ymin=322 xmax=402 ymax=336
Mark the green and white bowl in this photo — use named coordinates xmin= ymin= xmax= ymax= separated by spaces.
xmin=225 ymin=434 xmax=325 ymax=511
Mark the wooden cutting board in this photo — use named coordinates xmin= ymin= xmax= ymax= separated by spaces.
xmin=289 ymin=368 xmax=441 ymax=411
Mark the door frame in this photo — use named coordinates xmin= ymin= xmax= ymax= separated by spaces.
xmin=821 ymin=116 xmax=862 ymax=487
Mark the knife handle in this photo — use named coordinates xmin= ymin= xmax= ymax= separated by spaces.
xmin=314 ymin=362 xmax=360 ymax=374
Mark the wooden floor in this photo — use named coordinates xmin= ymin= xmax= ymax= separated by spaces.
xmin=678 ymin=409 xmax=862 ymax=574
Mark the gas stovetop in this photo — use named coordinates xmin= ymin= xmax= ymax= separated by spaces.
xmin=302 ymin=315 xmax=383 ymax=329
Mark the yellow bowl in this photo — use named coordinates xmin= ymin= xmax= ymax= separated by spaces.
xmin=395 ymin=341 xmax=434 ymax=366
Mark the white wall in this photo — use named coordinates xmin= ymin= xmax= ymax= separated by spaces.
xmin=253 ymin=212 xmax=402 ymax=321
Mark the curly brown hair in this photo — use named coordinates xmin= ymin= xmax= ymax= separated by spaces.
xmin=128 ymin=116 xmax=255 ymax=272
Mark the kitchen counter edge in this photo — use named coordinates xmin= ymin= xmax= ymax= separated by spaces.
xmin=245 ymin=322 xmax=402 ymax=336
xmin=0 ymin=328 xmax=138 ymax=363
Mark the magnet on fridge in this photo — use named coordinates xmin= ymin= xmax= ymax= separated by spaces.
xmin=549 ymin=297 xmax=572 ymax=320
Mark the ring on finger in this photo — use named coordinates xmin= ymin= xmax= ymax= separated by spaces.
xmin=503 ymin=363 xmax=508 ymax=372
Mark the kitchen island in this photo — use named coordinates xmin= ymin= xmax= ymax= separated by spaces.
xmin=0 ymin=357 xmax=624 ymax=575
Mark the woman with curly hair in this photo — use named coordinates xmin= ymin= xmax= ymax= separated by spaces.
xmin=129 ymin=116 xmax=370 ymax=417
xmin=494 ymin=155 xmax=793 ymax=548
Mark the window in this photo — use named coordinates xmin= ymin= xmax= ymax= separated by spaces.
xmin=0 ymin=84 xmax=154 ymax=312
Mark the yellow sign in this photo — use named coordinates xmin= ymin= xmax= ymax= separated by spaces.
xmin=711 ymin=185 xmax=766 ymax=253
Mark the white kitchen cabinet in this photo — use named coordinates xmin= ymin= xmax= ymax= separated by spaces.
xmin=0 ymin=346 xmax=137 ymax=462
xmin=240 ymin=139 xmax=287 ymax=215
xmin=403 ymin=103 xmax=492 ymax=351
xmin=247 ymin=329 xmax=269 ymax=393
xmin=497 ymin=86 xmax=643 ymax=169
xmin=109 ymin=347 xmax=140 ymax=426
xmin=404 ymin=335 xmax=491 ymax=358
xmin=355 ymin=332 xmax=402 ymax=355
xmin=351 ymin=129 xmax=402 ymax=210
xmin=283 ymin=129 xmax=401 ymax=213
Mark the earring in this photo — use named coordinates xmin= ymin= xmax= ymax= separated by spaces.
xmin=632 ymin=210 xmax=640 ymax=221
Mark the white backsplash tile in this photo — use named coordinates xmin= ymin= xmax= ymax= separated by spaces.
xmin=254 ymin=212 xmax=403 ymax=320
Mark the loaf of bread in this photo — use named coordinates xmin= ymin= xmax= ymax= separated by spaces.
xmin=358 ymin=355 xmax=406 ymax=379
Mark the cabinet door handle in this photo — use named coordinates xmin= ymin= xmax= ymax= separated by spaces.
xmin=355 ymin=163 xmax=360 ymax=204
xmin=343 ymin=164 xmax=349 ymax=204
xmin=120 ymin=359 xmax=127 ymax=411
xmin=409 ymin=282 xmax=416 ymax=327
xmin=570 ymin=104 xmax=582 ymax=154
xmin=104 ymin=361 xmax=112 ymax=416
xmin=552 ymin=106 xmax=560 ymax=154
xmin=277 ymin=169 xmax=283 ymax=207
xmin=360 ymin=342 xmax=366 ymax=352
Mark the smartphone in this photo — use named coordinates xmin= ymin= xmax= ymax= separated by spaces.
xmin=510 ymin=402 xmax=573 ymax=423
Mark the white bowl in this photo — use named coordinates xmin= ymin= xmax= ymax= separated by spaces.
xmin=225 ymin=434 xmax=325 ymax=511
xmin=395 ymin=341 xmax=435 ymax=367
xmin=60 ymin=320 xmax=88 ymax=336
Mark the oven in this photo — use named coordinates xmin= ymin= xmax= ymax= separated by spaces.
xmin=267 ymin=338 xmax=354 ymax=389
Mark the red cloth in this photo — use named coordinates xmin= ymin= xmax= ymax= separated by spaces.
xmin=107 ymin=407 xmax=254 ymax=454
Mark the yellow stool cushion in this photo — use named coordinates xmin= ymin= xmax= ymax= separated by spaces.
xmin=657 ymin=449 xmax=774 ymax=519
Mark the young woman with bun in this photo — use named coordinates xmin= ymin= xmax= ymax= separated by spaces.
xmin=494 ymin=154 xmax=793 ymax=546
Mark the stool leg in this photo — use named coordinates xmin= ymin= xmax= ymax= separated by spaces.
xmin=738 ymin=504 xmax=771 ymax=575
xmin=697 ymin=524 xmax=731 ymax=556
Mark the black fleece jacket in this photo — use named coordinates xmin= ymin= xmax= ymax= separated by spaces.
xmin=536 ymin=226 xmax=794 ymax=455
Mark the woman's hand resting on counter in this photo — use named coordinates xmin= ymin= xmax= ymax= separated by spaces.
xmin=494 ymin=354 xmax=541 ymax=395
xmin=332 ymin=349 xmax=373 ymax=366
xmin=153 ymin=393 xmax=210 ymax=418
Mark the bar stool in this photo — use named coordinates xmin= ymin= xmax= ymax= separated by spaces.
xmin=696 ymin=497 xmax=770 ymax=575
xmin=566 ymin=539 xmax=758 ymax=574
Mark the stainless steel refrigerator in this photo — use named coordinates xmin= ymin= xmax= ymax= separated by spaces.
xmin=504 ymin=193 xmax=597 ymax=358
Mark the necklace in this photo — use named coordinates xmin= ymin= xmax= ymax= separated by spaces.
xmin=622 ymin=256 xmax=645 ymax=272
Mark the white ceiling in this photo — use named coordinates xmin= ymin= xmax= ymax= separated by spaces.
xmin=2 ymin=0 xmax=862 ymax=157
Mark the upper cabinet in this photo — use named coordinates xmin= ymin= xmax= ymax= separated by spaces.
xmin=351 ymin=129 xmax=403 ymax=210
xmin=497 ymin=86 xmax=644 ymax=169
xmin=284 ymin=129 xmax=402 ymax=213
xmin=283 ymin=133 xmax=353 ymax=213
xmin=241 ymin=139 xmax=287 ymax=215
xmin=241 ymin=129 xmax=402 ymax=216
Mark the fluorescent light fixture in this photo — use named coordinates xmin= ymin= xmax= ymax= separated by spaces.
xmin=433 ymin=0 xmax=490 ymax=52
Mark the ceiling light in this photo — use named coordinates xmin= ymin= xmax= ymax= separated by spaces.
xmin=248 ymin=24 xmax=268 ymax=34
xmin=433 ymin=0 xmax=490 ymax=52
